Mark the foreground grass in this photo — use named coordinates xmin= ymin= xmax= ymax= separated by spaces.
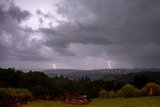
xmin=23 ymin=96 xmax=160 ymax=107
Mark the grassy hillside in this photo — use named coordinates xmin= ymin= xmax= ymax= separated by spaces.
xmin=23 ymin=96 xmax=160 ymax=107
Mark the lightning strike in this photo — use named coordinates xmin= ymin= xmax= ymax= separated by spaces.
xmin=108 ymin=61 xmax=112 ymax=69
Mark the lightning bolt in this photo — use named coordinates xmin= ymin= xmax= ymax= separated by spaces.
xmin=108 ymin=60 xmax=112 ymax=69
xmin=53 ymin=64 xmax=56 ymax=69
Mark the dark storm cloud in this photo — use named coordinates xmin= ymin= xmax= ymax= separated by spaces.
xmin=7 ymin=5 xmax=30 ymax=22
xmin=38 ymin=0 xmax=160 ymax=67
xmin=40 ymin=26 xmax=112 ymax=46
xmin=1 ymin=0 xmax=160 ymax=68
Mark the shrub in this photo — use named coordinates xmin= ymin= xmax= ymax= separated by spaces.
xmin=141 ymin=82 xmax=160 ymax=96
xmin=7 ymin=88 xmax=32 ymax=98
xmin=117 ymin=84 xmax=140 ymax=98
xmin=0 ymin=88 xmax=32 ymax=105
xmin=99 ymin=89 xmax=108 ymax=98
xmin=108 ymin=91 xmax=115 ymax=98
xmin=116 ymin=89 xmax=123 ymax=97
xmin=0 ymin=88 xmax=8 ymax=103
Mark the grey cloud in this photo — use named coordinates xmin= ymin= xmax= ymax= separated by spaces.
xmin=8 ymin=5 xmax=30 ymax=22
xmin=1 ymin=0 xmax=160 ymax=69
xmin=40 ymin=22 xmax=112 ymax=55
xmin=39 ymin=0 xmax=160 ymax=67
xmin=0 ymin=0 xmax=52 ymax=62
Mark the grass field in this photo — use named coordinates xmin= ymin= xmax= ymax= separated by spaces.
xmin=23 ymin=96 xmax=160 ymax=107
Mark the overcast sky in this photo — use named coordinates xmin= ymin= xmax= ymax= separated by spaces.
xmin=0 ymin=0 xmax=160 ymax=70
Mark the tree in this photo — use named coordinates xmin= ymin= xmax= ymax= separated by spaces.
xmin=133 ymin=75 xmax=148 ymax=88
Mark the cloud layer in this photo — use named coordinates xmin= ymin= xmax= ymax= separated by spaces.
xmin=0 ymin=0 xmax=160 ymax=69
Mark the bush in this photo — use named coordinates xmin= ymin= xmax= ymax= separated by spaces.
xmin=0 ymin=88 xmax=32 ymax=104
xmin=117 ymin=84 xmax=140 ymax=98
xmin=141 ymin=83 xmax=160 ymax=96
xmin=99 ymin=89 xmax=108 ymax=98
xmin=7 ymin=88 xmax=32 ymax=98
xmin=116 ymin=89 xmax=123 ymax=97
xmin=0 ymin=88 xmax=8 ymax=102
xmin=108 ymin=91 xmax=115 ymax=98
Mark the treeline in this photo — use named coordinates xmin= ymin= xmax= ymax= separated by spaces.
xmin=0 ymin=68 xmax=111 ymax=99
xmin=0 ymin=68 xmax=160 ymax=100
